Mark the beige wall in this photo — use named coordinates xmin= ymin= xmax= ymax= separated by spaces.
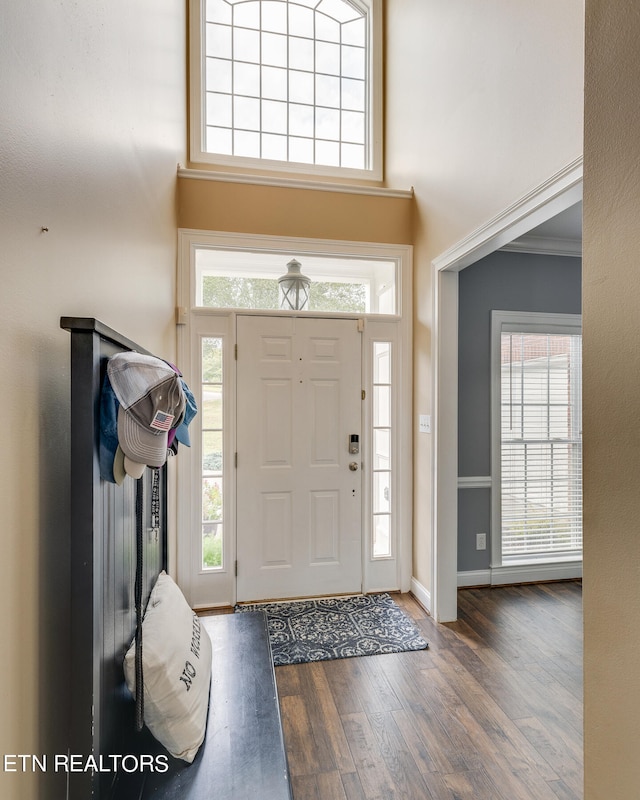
xmin=1 ymin=0 xmax=594 ymax=794
xmin=178 ymin=176 xmax=413 ymax=243
xmin=0 ymin=2 xmax=185 ymax=798
xmin=384 ymin=0 xmax=584 ymax=594
xmin=583 ymin=2 xmax=640 ymax=796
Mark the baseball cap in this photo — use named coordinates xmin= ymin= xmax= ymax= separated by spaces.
xmin=164 ymin=365 xmax=197 ymax=449
xmin=107 ymin=352 xmax=186 ymax=470
xmin=174 ymin=379 xmax=197 ymax=447
xmin=112 ymin=444 xmax=146 ymax=482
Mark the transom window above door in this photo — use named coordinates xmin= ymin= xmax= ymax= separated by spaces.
xmin=189 ymin=0 xmax=382 ymax=179
xmin=194 ymin=246 xmax=397 ymax=314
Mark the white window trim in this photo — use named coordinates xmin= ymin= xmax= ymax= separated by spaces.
xmin=490 ymin=310 xmax=583 ymax=577
xmin=180 ymin=228 xmax=409 ymax=316
xmin=188 ymin=0 xmax=383 ymax=182
xmin=176 ymin=229 xmax=412 ymax=607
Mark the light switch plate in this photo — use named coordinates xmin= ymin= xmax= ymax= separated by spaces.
xmin=419 ymin=414 xmax=431 ymax=433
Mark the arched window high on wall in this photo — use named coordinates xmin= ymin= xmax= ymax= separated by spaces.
xmin=189 ymin=0 xmax=382 ymax=180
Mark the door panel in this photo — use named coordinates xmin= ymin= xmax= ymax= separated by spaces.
xmin=236 ymin=315 xmax=362 ymax=602
xmin=261 ymin=491 xmax=292 ymax=566
xmin=261 ymin=379 xmax=292 ymax=466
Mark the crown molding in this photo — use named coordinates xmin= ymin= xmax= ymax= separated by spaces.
xmin=501 ymin=234 xmax=582 ymax=257
xmin=433 ymin=156 xmax=583 ymax=272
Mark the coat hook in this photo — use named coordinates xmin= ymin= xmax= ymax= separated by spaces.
xmin=41 ymin=227 xmax=49 ymax=233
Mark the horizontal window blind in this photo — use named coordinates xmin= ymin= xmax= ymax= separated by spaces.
xmin=501 ymin=332 xmax=582 ymax=559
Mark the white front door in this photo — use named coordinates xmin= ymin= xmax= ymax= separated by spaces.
xmin=236 ymin=315 xmax=363 ymax=602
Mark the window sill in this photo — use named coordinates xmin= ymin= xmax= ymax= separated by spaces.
xmin=177 ymin=165 xmax=414 ymax=199
xmin=502 ymin=553 xmax=583 ymax=566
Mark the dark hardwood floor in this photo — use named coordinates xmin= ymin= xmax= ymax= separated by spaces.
xmin=275 ymin=582 xmax=583 ymax=800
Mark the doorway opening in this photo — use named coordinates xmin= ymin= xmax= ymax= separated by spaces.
xmin=432 ymin=159 xmax=583 ymax=622
xmin=176 ymin=231 xmax=413 ymax=608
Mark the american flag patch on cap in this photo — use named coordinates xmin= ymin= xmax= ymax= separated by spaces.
xmin=150 ymin=410 xmax=175 ymax=431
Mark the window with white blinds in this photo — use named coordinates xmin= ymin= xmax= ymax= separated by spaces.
xmin=500 ymin=327 xmax=582 ymax=561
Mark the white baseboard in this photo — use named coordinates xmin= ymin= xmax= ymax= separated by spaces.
xmin=410 ymin=577 xmax=431 ymax=614
xmin=458 ymin=561 xmax=582 ymax=588
xmin=491 ymin=561 xmax=582 ymax=585
xmin=458 ymin=570 xmax=492 ymax=587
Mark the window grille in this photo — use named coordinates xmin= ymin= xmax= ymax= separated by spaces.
xmin=372 ymin=341 xmax=392 ymax=558
xmin=192 ymin=0 xmax=380 ymax=176
xmin=201 ymin=337 xmax=224 ymax=569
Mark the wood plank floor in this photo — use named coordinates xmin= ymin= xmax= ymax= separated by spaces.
xmin=275 ymin=582 xmax=583 ymax=800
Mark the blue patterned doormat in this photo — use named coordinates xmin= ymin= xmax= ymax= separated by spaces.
xmin=235 ymin=593 xmax=429 ymax=666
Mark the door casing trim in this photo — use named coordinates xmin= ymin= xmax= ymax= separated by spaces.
xmin=175 ymin=231 xmax=413 ymax=608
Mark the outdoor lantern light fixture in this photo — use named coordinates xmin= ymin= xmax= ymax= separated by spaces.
xmin=278 ymin=258 xmax=311 ymax=311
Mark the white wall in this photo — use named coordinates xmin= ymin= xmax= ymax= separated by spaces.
xmin=0 ymin=2 xmax=185 ymax=797
xmin=384 ymin=0 xmax=585 ymax=603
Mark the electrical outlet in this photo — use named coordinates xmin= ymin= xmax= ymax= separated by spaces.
xmin=476 ymin=533 xmax=487 ymax=550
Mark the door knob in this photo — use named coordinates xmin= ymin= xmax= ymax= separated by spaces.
xmin=349 ymin=462 xmax=359 ymax=471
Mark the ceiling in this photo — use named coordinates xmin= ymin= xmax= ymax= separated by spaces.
xmin=504 ymin=201 xmax=582 ymax=257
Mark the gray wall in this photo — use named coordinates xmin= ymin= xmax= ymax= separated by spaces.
xmin=457 ymin=249 xmax=582 ymax=573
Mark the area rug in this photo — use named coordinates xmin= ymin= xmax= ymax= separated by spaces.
xmin=235 ymin=593 xmax=428 ymax=666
